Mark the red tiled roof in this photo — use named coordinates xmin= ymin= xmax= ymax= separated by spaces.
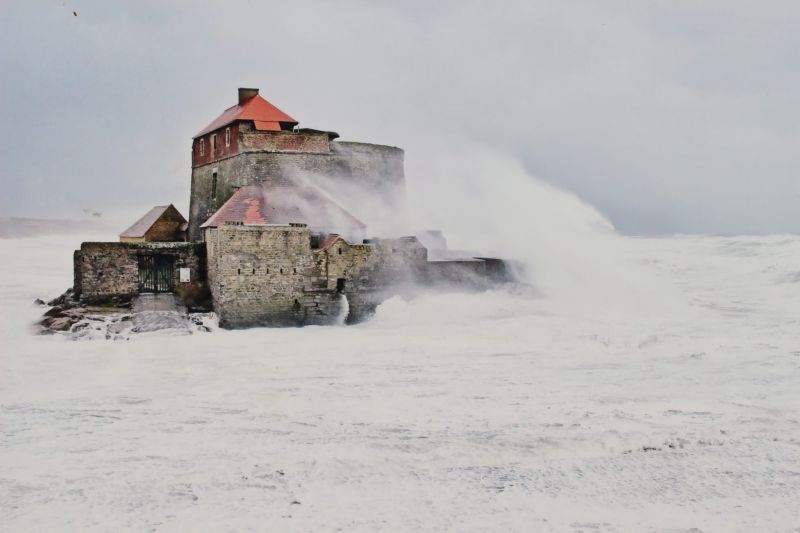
xmin=120 ymin=205 xmax=186 ymax=238
xmin=201 ymin=184 xmax=366 ymax=231
xmin=194 ymin=94 xmax=298 ymax=138
xmin=320 ymin=234 xmax=344 ymax=250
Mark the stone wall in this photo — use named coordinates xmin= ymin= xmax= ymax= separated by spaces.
xmin=205 ymin=224 xmax=320 ymax=327
xmin=318 ymin=238 xmax=374 ymax=291
xmin=342 ymin=236 xmax=429 ymax=322
xmin=75 ymin=242 xmax=205 ymax=305
xmin=239 ymin=127 xmax=330 ymax=154
xmin=206 ymin=225 xmax=438 ymax=328
xmin=188 ymin=139 xmax=405 ymax=241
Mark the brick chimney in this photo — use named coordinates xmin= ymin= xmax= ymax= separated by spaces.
xmin=238 ymin=88 xmax=259 ymax=105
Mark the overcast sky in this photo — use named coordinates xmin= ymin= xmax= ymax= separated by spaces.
xmin=2 ymin=1 xmax=799 ymax=235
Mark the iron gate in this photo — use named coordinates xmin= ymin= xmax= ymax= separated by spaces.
xmin=138 ymin=254 xmax=175 ymax=293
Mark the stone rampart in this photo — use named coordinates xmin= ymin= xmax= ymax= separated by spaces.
xmin=75 ymin=242 xmax=204 ymax=305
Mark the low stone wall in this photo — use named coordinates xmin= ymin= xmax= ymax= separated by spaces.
xmin=75 ymin=242 xmax=205 ymax=305
xmin=202 ymin=225 xmax=510 ymax=329
xmin=204 ymin=226 xmax=431 ymax=328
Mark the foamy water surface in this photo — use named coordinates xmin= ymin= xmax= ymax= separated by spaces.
xmin=1 ymin=232 xmax=799 ymax=531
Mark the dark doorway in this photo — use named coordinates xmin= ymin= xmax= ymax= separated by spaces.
xmin=138 ymin=254 xmax=175 ymax=293
xmin=336 ymin=278 xmax=346 ymax=293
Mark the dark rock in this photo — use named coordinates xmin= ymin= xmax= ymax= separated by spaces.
xmin=62 ymin=308 xmax=87 ymax=319
xmin=72 ymin=322 xmax=90 ymax=333
xmin=44 ymin=306 xmax=65 ymax=318
xmin=49 ymin=317 xmax=75 ymax=331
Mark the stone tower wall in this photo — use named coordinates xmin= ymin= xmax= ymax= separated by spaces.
xmin=189 ymin=138 xmax=405 ymax=241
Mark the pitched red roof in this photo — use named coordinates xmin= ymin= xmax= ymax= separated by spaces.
xmin=194 ymin=94 xmax=298 ymax=138
xmin=201 ymin=184 xmax=366 ymax=231
xmin=320 ymin=234 xmax=345 ymax=250
xmin=120 ymin=205 xmax=186 ymax=238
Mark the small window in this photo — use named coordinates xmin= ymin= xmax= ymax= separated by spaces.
xmin=225 ymin=128 xmax=231 ymax=147
xmin=211 ymin=134 xmax=217 ymax=151
xmin=211 ymin=172 xmax=218 ymax=201
xmin=336 ymin=278 xmax=346 ymax=293
xmin=199 ymin=138 xmax=205 ymax=155
xmin=237 ymin=268 xmax=241 ymax=275
xmin=280 ymin=268 xmax=284 ymax=274
xmin=293 ymin=268 xmax=297 ymax=274
xmin=338 ymin=247 xmax=342 ymax=255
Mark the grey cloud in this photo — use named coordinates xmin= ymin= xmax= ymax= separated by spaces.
xmin=1 ymin=0 xmax=799 ymax=234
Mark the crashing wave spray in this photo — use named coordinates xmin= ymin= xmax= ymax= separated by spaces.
xmin=335 ymin=293 xmax=350 ymax=326
xmin=405 ymin=146 xmax=688 ymax=319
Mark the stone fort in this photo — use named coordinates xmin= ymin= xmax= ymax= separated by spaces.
xmin=71 ymin=88 xmax=510 ymax=328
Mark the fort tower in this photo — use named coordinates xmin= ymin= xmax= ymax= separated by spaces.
xmin=188 ymin=88 xmax=405 ymax=241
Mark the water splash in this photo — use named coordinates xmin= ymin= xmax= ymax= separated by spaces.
xmin=335 ymin=293 xmax=350 ymax=326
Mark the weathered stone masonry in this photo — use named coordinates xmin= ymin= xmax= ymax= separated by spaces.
xmin=204 ymin=223 xmax=429 ymax=328
xmin=63 ymin=88 xmax=513 ymax=330
xmin=188 ymin=121 xmax=405 ymax=241
xmin=205 ymin=224 xmax=320 ymax=327
xmin=74 ymin=242 xmax=205 ymax=305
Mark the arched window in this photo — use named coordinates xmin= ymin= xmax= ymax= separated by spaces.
xmin=225 ymin=128 xmax=231 ymax=147
xmin=199 ymin=138 xmax=205 ymax=156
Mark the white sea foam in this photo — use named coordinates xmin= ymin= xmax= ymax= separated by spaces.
xmin=1 ymin=174 xmax=799 ymax=529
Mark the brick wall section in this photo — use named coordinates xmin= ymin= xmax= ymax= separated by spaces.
xmin=192 ymin=123 xmax=240 ymax=167
xmin=238 ymin=127 xmax=330 ymax=154
xmin=191 ymin=125 xmax=330 ymax=168
xmin=188 ymin=138 xmax=405 ymax=241
xmin=75 ymin=242 xmax=204 ymax=304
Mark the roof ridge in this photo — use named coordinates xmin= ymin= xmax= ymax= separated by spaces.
xmin=194 ymin=93 xmax=298 ymax=138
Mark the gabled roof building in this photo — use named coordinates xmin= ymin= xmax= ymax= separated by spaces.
xmin=119 ymin=204 xmax=187 ymax=243
xmin=188 ymin=88 xmax=405 ymax=241
xmin=69 ymin=88 xmax=512 ymax=329
xmin=200 ymin=183 xmax=366 ymax=242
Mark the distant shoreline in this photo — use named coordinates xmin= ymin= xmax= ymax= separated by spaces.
xmin=0 ymin=217 xmax=109 ymax=238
